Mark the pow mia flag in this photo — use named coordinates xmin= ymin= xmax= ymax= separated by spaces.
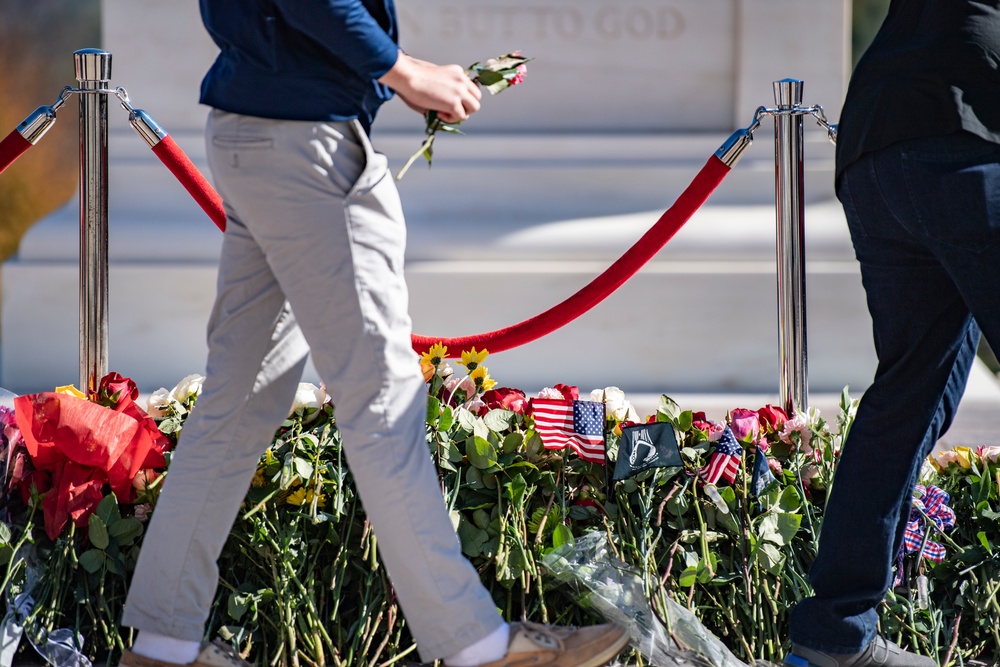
xmin=612 ymin=421 xmax=682 ymax=482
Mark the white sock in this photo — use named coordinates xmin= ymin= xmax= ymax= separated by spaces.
xmin=445 ymin=623 xmax=510 ymax=667
xmin=131 ymin=631 xmax=201 ymax=665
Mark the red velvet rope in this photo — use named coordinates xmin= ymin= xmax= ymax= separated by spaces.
xmin=151 ymin=135 xmax=227 ymax=232
xmin=140 ymin=132 xmax=728 ymax=357
xmin=0 ymin=130 xmax=31 ymax=176
xmin=411 ymin=155 xmax=731 ymax=356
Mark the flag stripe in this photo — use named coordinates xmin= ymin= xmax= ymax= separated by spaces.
xmin=531 ymin=398 xmax=605 ymax=464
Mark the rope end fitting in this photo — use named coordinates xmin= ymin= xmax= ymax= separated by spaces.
xmin=714 ymin=128 xmax=753 ymax=168
xmin=16 ymin=106 xmax=58 ymax=144
xmin=128 ymin=109 xmax=168 ymax=148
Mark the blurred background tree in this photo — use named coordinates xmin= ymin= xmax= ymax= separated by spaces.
xmin=852 ymin=0 xmax=891 ymax=67
xmin=0 ymin=0 xmax=99 ymax=261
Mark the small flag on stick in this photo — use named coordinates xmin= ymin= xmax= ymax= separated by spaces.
xmin=612 ymin=421 xmax=682 ymax=481
xmin=700 ymin=426 xmax=742 ymax=485
xmin=531 ymin=399 xmax=606 ymax=464
xmin=750 ymin=446 xmax=777 ymax=497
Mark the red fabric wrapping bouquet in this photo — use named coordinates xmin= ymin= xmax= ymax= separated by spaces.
xmin=11 ymin=373 xmax=172 ymax=540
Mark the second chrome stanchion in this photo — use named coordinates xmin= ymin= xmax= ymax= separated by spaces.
xmin=772 ymin=78 xmax=809 ymax=416
xmin=75 ymin=48 xmax=111 ymax=392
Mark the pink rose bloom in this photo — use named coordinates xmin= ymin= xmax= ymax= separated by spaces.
xmin=468 ymin=398 xmax=487 ymax=415
xmin=729 ymin=408 xmax=760 ymax=443
xmin=692 ymin=411 xmax=724 ymax=441
xmin=134 ymin=503 xmax=151 ymax=523
xmin=768 ymin=457 xmax=784 ymax=477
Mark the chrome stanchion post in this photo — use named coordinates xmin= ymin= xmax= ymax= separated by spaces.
xmin=773 ymin=78 xmax=808 ymax=415
xmin=75 ymin=48 xmax=111 ymax=392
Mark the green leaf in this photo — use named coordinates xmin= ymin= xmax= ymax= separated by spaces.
xmin=0 ymin=522 xmax=10 ymax=544
xmin=96 ymin=494 xmax=120 ymax=526
xmin=294 ymin=457 xmax=314 ymax=481
xmin=426 ymin=395 xmax=441 ymax=426
xmin=658 ymin=395 xmax=681 ymax=421
xmin=89 ymin=514 xmax=110 ymax=550
xmin=754 ymin=542 xmax=785 ymax=575
xmin=506 ymin=474 xmax=527 ymax=506
xmin=777 ymin=485 xmax=802 ymax=512
xmin=438 ymin=405 xmax=454 ymax=432
xmin=456 ymin=407 xmax=478 ymax=433
xmin=466 ymin=436 xmax=498 ymax=470
xmin=501 ymin=432 xmax=523 ymax=455
xmin=79 ymin=549 xmax=106 ymax=574
xmin=108 ymin=517 xmax=144 ymax=544
xmin=483 ymin=409 xmax=515 ymax=433
xmin=228 ymin=593 xmax=251 ymax=621
xmin=474 ymin=70 xmax=505 ymax=87
xmin=552 ymin=524 xmax=574 ymax=549
xmin=678 ymin=565 xmax=699 ymax=587
xmin=676 ymin=410 xmax=693 ymax=432
xmin=457 ymin=517 xmax=490 ymax=557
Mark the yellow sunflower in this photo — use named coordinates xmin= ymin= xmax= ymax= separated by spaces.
xmin=470 ymin=365 xmax=496 ymax=392
xmin=458 ymin=347 xmax=488 ymax=372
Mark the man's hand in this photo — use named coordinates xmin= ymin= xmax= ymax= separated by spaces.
xmin=378 ymin=52 xmax=482 ymax=123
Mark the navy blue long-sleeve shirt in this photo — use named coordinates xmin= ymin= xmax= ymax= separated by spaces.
xmin=199 ymin=0 xmax=399 ymax=133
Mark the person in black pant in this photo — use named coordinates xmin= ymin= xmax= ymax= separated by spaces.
xmin=785 ymin=1 xmax=1000 ymax=666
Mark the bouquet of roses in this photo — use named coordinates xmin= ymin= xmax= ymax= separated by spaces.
xmin=396 ymin=52 xmax=530 ymax=181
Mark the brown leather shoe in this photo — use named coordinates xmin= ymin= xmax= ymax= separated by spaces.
xmin=119 ymin=640 xmax=254 ymax=667
xmin=459 ymin=622 xmax=630 ymax=667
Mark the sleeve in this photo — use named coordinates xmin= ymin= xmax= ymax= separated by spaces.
xmin=274 ymin=0 xmax=399 ymax=80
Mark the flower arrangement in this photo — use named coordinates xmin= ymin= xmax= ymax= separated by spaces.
xmin=0 ymin=356 xmax=994 ymax=666
xmin=395 ymin=52 xmax=531 ymax=181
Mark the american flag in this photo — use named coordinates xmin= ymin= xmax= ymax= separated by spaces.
xmin=531 ymin=399 xmax=606 ymax=464
xmin=700 ymin=426 xmax=742 ymax=485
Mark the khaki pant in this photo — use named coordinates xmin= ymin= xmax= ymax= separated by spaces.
xmin=122 ymin=110 xmax=502 ymax=661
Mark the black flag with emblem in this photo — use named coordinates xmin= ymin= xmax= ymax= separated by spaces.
xmin=612 ymin=421 xmax=682 ymax=482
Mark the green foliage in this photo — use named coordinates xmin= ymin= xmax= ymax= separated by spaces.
xmin=1 ymin=384 xmax=998 ymax=666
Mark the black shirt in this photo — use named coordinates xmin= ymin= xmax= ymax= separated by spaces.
xmin=836 ymin=0 xmax=1000 ymax=184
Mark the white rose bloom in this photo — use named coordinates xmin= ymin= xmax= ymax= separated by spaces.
xmin=146 ymin=387 xmax=172 ymax=419
xmin=536 ymin=387 xmax=565 ymax=400
xmin=171 ymin=374 xmax=205 ymax=403
xmin=290 ymin=382 xmax=327 ymax=416
xmin=590 ymin=386 xmax=638 ymax=422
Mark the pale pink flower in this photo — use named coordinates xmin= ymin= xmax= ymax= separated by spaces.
xmin=976 ymin=445 xmax=1000 ymax=463
xmin=445 ymin=375 xmax=476 ymax=396
xmin=134 ymin=503 xmax=152 ymax=522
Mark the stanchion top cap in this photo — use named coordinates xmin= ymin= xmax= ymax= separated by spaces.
xmin=74 ymin=48 xmax=112 ymax=82
xmin=773 ymin=78 xmax=803 ymax=107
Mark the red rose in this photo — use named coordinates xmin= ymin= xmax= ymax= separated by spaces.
xmin=481 ymin=387 xmax=528 ymax=415
xmin=757 ymin=404 xmax=789 ymax=432
xmin=554 ymin=384 xmax=579 ymax=401
xmin=89 ymin=371 xmax=140 ymax=409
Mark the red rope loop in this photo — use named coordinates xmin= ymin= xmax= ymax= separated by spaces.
xmin=135 ymin=132 xmax=729 ymax=357
xmin=0 ymin=130 xmax=31 ymax=176
xmin=150 ymin=135 xmax=227 ymax=232
xmin=411 ymin=155 xmax=731 ymax=356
